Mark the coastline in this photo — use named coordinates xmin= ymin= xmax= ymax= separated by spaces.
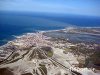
xmin=0 ymin=26 xmax=100 ymax=46
xmin=0 ymin=26 xmax=100 ymax=75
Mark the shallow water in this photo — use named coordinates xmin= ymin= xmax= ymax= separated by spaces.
xmin=44 ymin=31 xmax=100 ymax=44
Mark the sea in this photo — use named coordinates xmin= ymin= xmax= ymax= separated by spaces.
xmin=0 ymin=11 xmax=100 ymax=46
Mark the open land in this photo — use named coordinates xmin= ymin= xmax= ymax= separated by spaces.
xmin=0 ymin=27 xmax=100 ymax=75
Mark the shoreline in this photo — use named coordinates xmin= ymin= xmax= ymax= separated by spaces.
xmin=0 ymin=26 xmax=100 ymax=75
xmin=0 ymin=26 xmax=100 ymax=46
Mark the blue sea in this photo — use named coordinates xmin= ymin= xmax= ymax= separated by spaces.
xmin=0 ymin=11 xmax=100 ymax=46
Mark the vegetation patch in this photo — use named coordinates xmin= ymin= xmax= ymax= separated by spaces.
xmin=63 ymin=48 xmax=71 ymax=54
xmin=47 ymin=51 xmax=53 ymax=57
xmin=39 ymin=64 xmax=47 ymax=75
xmin=12 ymin=53 xmax=19 ymax=59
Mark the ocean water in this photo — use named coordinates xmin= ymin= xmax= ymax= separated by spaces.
xmin=0 ymin=11 xmax=100 ymax=46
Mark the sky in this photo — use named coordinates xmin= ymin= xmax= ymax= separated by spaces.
xmin=0 ymin=0 xmax=100 ymax=16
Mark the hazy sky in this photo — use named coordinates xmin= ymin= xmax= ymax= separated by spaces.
xmin=0 ymin=0 xmax=100 ymax=16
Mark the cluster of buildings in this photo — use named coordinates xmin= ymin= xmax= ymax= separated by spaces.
xmin=7 ymin=32 xmax=52 ymax=49
xmin=0 ymin=32 xmax=53 ymax=60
